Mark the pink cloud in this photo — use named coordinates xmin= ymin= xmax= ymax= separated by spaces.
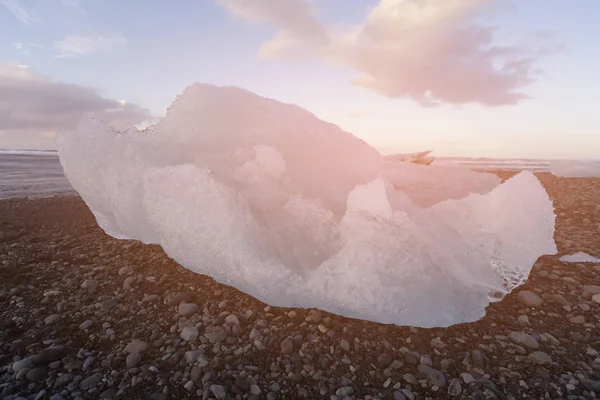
xmin=217 ymin=0 xmax=557 ymax=107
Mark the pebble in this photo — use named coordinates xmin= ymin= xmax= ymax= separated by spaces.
xmin=126 ymin=352 xmax=142 ymax=368
xmin=528 ymin=351 xmax=553 ymax=366
xmin=25 ymin=367 xmax=47 ymax=382
xmin=280 ymin=338 xmax=294 ymax=354
xmin=509 ymin=331 xmax=539 ymax=349
xmin=210 ymin=384 xmax=227 ymax=399
xmin=517 ymin=290 xmax=544 ymax=307
xmin=178 ymin=302 xmax=197 ymax=317
xmin=180 ymin=326 xmax=199 ymax=341
xmin=79 ymin=320 xmax=93 ymax=330
xmin=125 ymin=339 xmax=149 ymax=353
xmin=417 ymin=364 xmax=446 ymax=387
xmin=12 ymin=355 xmax=37 ymax=372
xmin=448 ymin=378 xmax=462 ymax=396
xmin=79 ymin=372 xmax=103 ymax=390
xmin=44 ymin=314 xmax=61 ymax=325
xmin=204 ymin=326 xmax=227 ymax=343
xmin=570 ymin=315 xmax=586 ymax=324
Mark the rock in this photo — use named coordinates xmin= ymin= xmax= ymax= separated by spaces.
xmin=583 ymin=285 xmax=600 ymax=295
xmin=210 ymin=384 xmax=227 ymax=399
xmin=249 ymin=328 xmax=261 ymax=340
xmin=394 ymin=392 xmax=407 ymax=400
xmin=81 ymin=279 xmax=98 ymax=290
xmin=518 ymin=315 xmax=530 ymax=326
xmin=26 ymin=367 xmax=47 ymax=382
xmin=55 ymin=373 xmax=74 ymax=387
xmin=592 ymin=294 xmax=600 ymax=304
xmin=280 ymin=338 xmax=294 ymax=354
xmin=340 ymin=339 xmax=350 ymax=352
xmin=80 ymin=373 xmax=103 ymax=390
xmin=581 ymin=379 xmax=600 ymax=392
xmin=125 ymin=339 xmax=149 ymax=353
xmin=204 ymin=326 xmax=227 ymax=344
xmin=570 ymin=315 xmax=586 ymax=324
xmin=36 ymin=346 xmax=68 ymax=364
xmin=99 ymin=388 xmax=116 ymax=399
xmin=178 ymin=302 xmax=197 ymax=317
xmin=181 ymin=326 xmax=199 ymax=341
xmin=118 ymin=266 xmax=133 ymax=276
xmin=126 ymin=352 xmax=142 ymax=368
xmin=517 ymin=291 xmax=544 ymax=307
xmin=101 ymin=297 xmax=117 ymax=311
xmin=225 ymin=314 xmax=239 ymax=326
xmin=378 ymin=353 xmax=393 ymax=368
xmin=167 ymin=292 xmax=196 ymax=306
xmin=79 ymin=320 xmax=93 ymax=330
xmin=337 ymin=387 xmax=354 ymax=396
xmin=12 ymin=355 xmax=37 ymax=372
xmin=509 ymin=332 xmax=539 ymax=349
xmin=418 ymin=364 xmax=447 ymax=387
xmin=250 ymin=384 xmax=262 ymax=395
xmin=184 ymin=349 xmax=203 ymax=363
xmin=448 ymin=379 xmax=462 ymax=396
xmin=528 ymin=351 xmax=552 ymax=366
xmin=44 ymin=314 xmax=61 ymax=325
xmin=123 ymin=276 xmax=136 ymax=289
xmin=461 ymin=373 xmax=476 ymax=384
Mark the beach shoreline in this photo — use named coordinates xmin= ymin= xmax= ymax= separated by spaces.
xmin=1 ymin=173 xmax=600 ymax=399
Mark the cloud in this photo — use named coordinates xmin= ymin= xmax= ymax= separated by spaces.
xmin=216 ymin=0 xmax=556 ymax=107
xmin=0 ymin=63 xmax=152 ymax=148
xmin=54 ymin=33 xmax=126 ymax=58
xmin=1 ymin=0 xmax=34 ymax=25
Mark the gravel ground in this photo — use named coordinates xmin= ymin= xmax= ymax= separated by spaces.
xmin=1 ymin=172 xmax=599 ymax=400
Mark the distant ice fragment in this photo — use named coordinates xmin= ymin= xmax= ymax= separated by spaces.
xmin=551 ymin=160 xmax=600 ymax=177
xmin=560 ymin=252 xmax=600 ymax=263
xmin=58 ymin=83 xmax=557 ymax=327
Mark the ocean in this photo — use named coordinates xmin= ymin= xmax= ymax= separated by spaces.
xmin=0 ymin=150 xmax=76 ymax=200
xmin=0 ymin=150 xmax=552 ymax=200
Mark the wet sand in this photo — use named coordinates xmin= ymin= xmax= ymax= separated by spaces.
xmin=1 ymin=173 xmax=599 ymax=400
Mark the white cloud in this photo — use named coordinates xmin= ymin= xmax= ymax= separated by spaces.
xmin=54 ymin=33 xmax=126 ymax=58
xmin=216 ymin=0 xmax=558 ymax=107
xmin=1 ymin=0 xmax=34 ymax=25
xmin=14 ymin=42 xmax=31 ymax=56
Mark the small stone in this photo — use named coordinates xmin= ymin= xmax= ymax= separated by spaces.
xmin=125 ymin=339 xmax=149 ymax=353
xmin=517 ymin=290 xmax=543 ymax=307
xmin=517 ymin=315 xmax=530 ymax=326
xmin=418 ymin=364 xmax=446 ymax=387
xmin=340 ymin=339 xmax=350 ymax=352
xmin=101 ymin=298 xmax=117 ymax=312
xmin=12 ymin=355 xmax=37 ymax=372
xmin=337 ymin=387 xmax=354 ymax=397
xmin=81 ymin=279 xmax=98 ymax=290
xmin=225 ymin=314 xmax=239 ymax=326
xmin=509 ymin=332 xmax=539 ymax=349
xmin=178 ymin=302 xmax=197 ymax=317
xmin=26 ymin=367 xmax=47 ymax=382
xmin=394 ymin=391 xmax=407 ymax=400
xmin=448 ymin=379 xmax=462 ymax=396
xmin=184 ymin=350 xmax=203 ymax=363
xmin=44 ymin=314 xmax=61 ymax=325
xmin=280 ymin=338 xmax=294 ymax=354
xmin=318 ymin=324 xmax=328 ymax=333
xmin=461 ymin=373 xmax=476 ymax=384
xmin=570 ymin=315 xmax=586 ymax=324
xmin=79 ymin=320 xmax=93 ymax=330
xmin=210 ymin=384 xmax=226 ymax=399
xmin=583 ymin=285 xmax=600 ymax=295
xmin=36 ymin=346 xmax=68 ymax=364
xmin=126 ymin=352 xmax=142 ymax=368
xmin=167 ymin=292 xmax=196 ymax=306
xmin=181 ymin=326 xmax=199 ymax=341
xmin=528 ymin=351 xmax=552 ymax=366
xmin=250 ymin=384 xmax=262 ymax=395
xmin=79 ymin=373 xmax=103 ymax=390
xmin=249 ymin=328 xmax=261 ymax=340
xmin=592 ymin=294 xmax=600 ymax=304
xmin=118 ymin=266 xmax=133 ymax=275
xmin=204 ymin=326 xmax=227 ymax=344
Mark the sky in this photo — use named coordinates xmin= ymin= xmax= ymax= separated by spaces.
xmin=1 ymin=0 xmax=599 ymax=159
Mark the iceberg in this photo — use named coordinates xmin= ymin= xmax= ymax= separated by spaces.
xmin=58 ymin=84 xmax=557 ymax=327
xmin=551 ymin=160 xmax=600 ymax=177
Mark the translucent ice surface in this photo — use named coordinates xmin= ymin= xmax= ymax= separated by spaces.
xmin=560 ymin=252 xmax=600 ymax=263
xmin=551 ymin=160 xmax=600 ymax=177
xmin=58 ymin=84 xmax=557 ymax=327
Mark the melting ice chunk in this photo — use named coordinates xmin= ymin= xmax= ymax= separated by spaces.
xmin=560 ymin=252 xmax=600 ymax=263
xmin=58 ymin=83 xmax=557 ymax=327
